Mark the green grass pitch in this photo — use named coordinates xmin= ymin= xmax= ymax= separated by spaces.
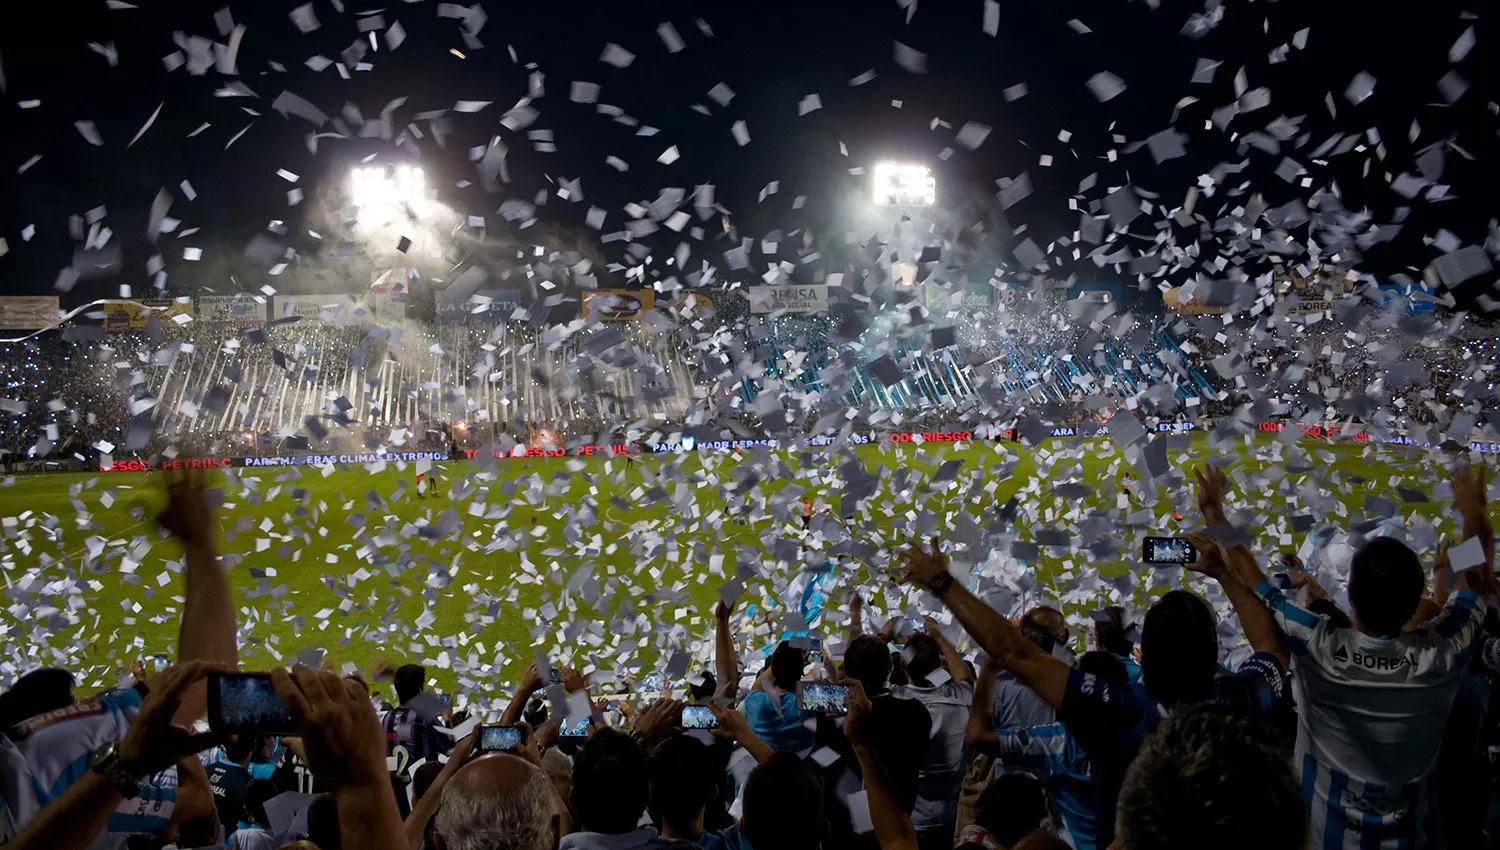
xmin=0 ymin=433 xmax=1480 ymax=706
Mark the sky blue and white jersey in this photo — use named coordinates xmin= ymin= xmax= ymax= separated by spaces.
xmin=992 ymin=722 xmax=1097 ymax=850
xmin=1257 ymin=581 xmax=1485 ymax=849
xmin=1 ymin=684 xmax=179 ymax=849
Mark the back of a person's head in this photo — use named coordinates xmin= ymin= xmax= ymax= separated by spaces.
xmin=572 ymin=728 xmax=649 ymax=834
xmin=523 ymin=696 xmax=549 ymax=727
xmin=973 ymin=772 xmax=1048 ymax=846
xmin=305 ymin=793 xmax=341 ymax=850
xmin=223 ymin=734 xmax=259 ymax=764
xmin=1307 ymin=597 xmax=1354 ymax=630
xmin=1020 ymin=606 xmax=1068 ymax=653
xmin=1348 ymin=537 xmax=1424 ymax=636
xmin=1140 ymin=590 xmax=1217 ymax=706
xmin=412 ymin=760 xmax=446 ymax=805
xmin=904 ymin=633 xmax=944 ymax=682
xmin=1077 ymin=650 xmax=1130 ymax=687
xmin=769 ymin=642 xmax=808 ymax=692
xmin=394 ymin=664 xmax=425 ymax=704
xmin=1115 ymin=703 xmax=1305 ymax=850
xmin=0 ymin=667 xmax=75 ymax=731
xmin=244 ymin=778 xmax=278 ymax=827
xmin=688 ymin=670 xmax=717 ymax=702
xmin=842 ymin=634 xmax=892 ymax=693
xmin=1013 ymin=832 xmax=1072 ymax=850
xmin=647 ymin=734 xmax=715 ymax=830
xmin=175 ymin=813 xmax=220 ymax=849
xmin=435 ymin=755 xmax=557 ymax=850
xmin=1096 ymin=604 xmax=1134 ymax=657
xmin=741 ymin=752 xmax=823 ymax=850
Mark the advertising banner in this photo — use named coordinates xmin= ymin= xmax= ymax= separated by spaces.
xmin=198 ymin=295 xmax=267 ymax=327
xmin=101 ymin=298 xmax=194 ymax=332
xmin=0 ymin=296 xmax=60 ymax=330
xmin=582 ymin=289 xmax=655 ymax=321
xmin=748 ymin=285 xmax=828 ymax=314
xmin=436 ymin=299 xmax=506 ymax=323
xmin=925 ymin=283 xmax=994 ymax=312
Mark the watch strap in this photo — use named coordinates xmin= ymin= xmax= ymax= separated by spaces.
xmin=91 ymin=745 xmax=142 ymax=799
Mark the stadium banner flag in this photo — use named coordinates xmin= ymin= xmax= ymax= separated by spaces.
xmin=924 ymin=283 xmax=994 ymax=312
xmin=370 ymin=267 xmax=415 ymax=294
xmin=582 ymin=289 xmax=655 ymax=321
xmin=0 ymin=296 xmax=61 ymax=330
xmin=373 ymin=293 xmax=406 ymax=321
xmin=492 ymin=289 xmax=521 ymax=315
xmin=198 ymin=295 xmax=268 ymax=326
xmin=102 ymin=298 xmax=194 ymax=331
xmin=1377 ymin=284 xmax=1437 ymax=314
xmin=748 ymin=284 xmax=828 ymax=314
xmin=275 ymin=295 xmax=362 ymax=323
xmin=436 ymin=299 xmax=506 ymax=323
xmin=1162 ymin=286 xmax=1226 ymax=315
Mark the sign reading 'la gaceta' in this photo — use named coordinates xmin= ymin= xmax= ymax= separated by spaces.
xmin=748 ymin=285 xmax=828 ymax=314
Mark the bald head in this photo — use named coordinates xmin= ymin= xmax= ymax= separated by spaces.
xmin=1021 ymin=606 xmax=1068 ymax=653
xmin=432 ymin=755 xmax=560 ymax=850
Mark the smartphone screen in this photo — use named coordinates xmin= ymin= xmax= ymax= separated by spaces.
xmin=148 ymin=654 xmax=171 ymax=673
xmin=797 ymin=681 xmax=851 ymax=716
xmin=476 ymin=725 xmax=526 ymax=753
xmin=548 ymin=668 xmax=562 ymax=685
xmin=1143 ymin=536 xmax=1198 ymax=565
xmin=558 ymin=717 xmax=592 ymax=738
xmin=681 ymin=704 xmax=719 ymax=730
xmin=208 ymin=672 xmax=297 ymax=735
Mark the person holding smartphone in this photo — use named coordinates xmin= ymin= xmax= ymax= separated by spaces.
xmin=742 ymin=643 xmax=815 ymax=753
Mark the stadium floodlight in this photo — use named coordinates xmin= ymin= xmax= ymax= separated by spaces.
xmin=872 ymin=162 xmax=935 ymax=206
xmin=350 ymin=164 xmax=427 ymax=216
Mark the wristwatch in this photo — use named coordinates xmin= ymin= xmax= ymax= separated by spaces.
xmin=925 ymin=571 xmax=955 ymax=595
xmin=89 ymin=743 xmax=142 ymax=799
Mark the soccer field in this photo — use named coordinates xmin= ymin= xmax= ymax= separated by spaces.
xmin=0 ymin=432 xmax=1479 ymax=704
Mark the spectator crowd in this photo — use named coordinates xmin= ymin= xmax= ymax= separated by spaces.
xmin=0 ymin=457 xmax=1494 ymax=850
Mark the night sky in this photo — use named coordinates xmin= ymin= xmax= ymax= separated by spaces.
xmin=0 ymin=0 xmax=1493 ymax=308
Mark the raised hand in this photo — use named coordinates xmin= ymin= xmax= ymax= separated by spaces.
xmin=272 ymin=665 xmax=389 ymax=789
xmin=1184 ymin=531 xmax=1229 ymax=581
xmin=1194 ymin=465 xmax=1229 ymax=520
xmin=895 ymin=537 xmax=951 ymax=589
xmin=632 ymin=698 xmax=684 ymax=741
xmin=117 ymin=661 xmax=230 ymax=777
xmin=156 ymin=467 xmax=216 ymax=549
xmin=1453 ymin=465 xmax=1487 ymax=518
xmin=841 ymin=679 xmax=874 ymax=747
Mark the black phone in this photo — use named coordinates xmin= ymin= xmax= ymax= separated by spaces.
xmin=1270 ymin=572 xmax=1296 ymax=590
xmin=548 ymin=668 xmax=562 ymax=685
xmin=681 ymin=704 xmax=719 ymax=730
xmin=208 ymin=672 xmax=297 ymax=735
xmin=558 ymin=717 xmax=593 ymax=738
xmin=796 ymin=681 xmax=851 ymax=716
xmin=476 ymin=724 xmax=527 ymax=754
xmin=1143 ymin=536 xmax=1198 ymax=565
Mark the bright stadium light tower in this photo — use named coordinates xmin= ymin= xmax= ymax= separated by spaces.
xmin=872 ymin=161 xmax=935 ymax=206
xmin=350 ymin=164 xmax=428 ymax=218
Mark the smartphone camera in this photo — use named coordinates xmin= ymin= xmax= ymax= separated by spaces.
xmin=681 ymin=704 xmax=719 ymax=730
xmin=1143 ymin=536 xmax=1198 ymax=566
xmin=476 ymin=725 xmax=526 ymax=754
xmin=208 ymin=672 xmax=298 ymax=735
xmin=797 ymin=681 xmax=851 ymax=716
